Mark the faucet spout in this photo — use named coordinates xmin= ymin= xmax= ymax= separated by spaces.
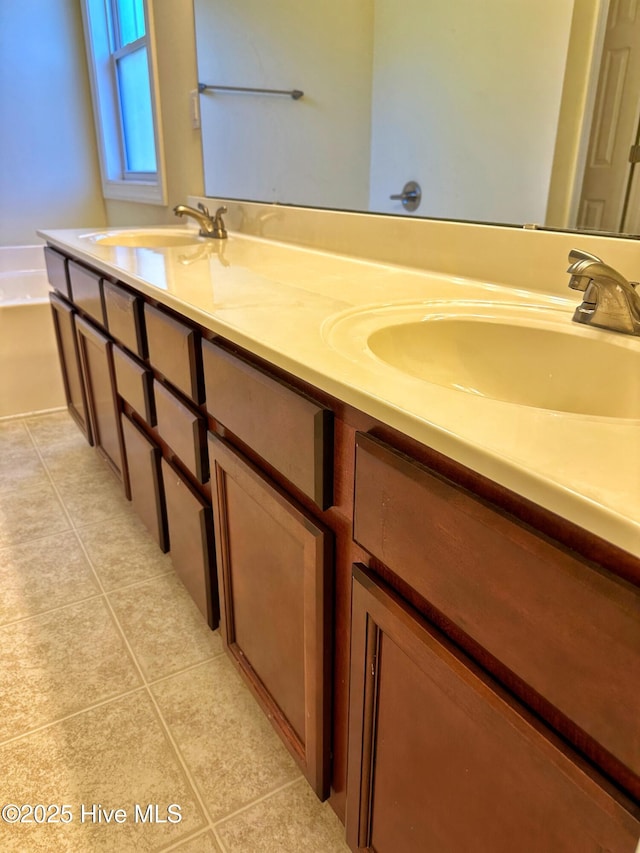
xmin=173 ymin=202 xmax=227 ymax=239
xmin=567 ymin=250 xmax=640 ymax=336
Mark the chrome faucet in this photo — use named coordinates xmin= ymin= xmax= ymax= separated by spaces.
xmin=173 ymin=202 xmax=227 ymax=239
xmin=567 ymin=249 xmax=640 ymax=336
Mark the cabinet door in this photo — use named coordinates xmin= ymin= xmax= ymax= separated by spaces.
xmin=347 ymin=564 xmax=640 ymax=853
xmin=209 ymin=433 xmax=332 ymax=798
xmin=49 ymin=293 xmax=92 ymax=444
xmin=162 ymin=458 xmax=218 ymax=628
xmin=121 ymin=414 xmax=168 ymax=551
xmin=75 ymin=315 xmax=125 ymax=483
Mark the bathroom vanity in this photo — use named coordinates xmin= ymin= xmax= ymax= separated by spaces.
xmin=40 ymin=211 xmax=640 ymax=852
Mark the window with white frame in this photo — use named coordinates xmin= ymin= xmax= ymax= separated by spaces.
xmin=81 ymin=0 xmax=166 ymax=204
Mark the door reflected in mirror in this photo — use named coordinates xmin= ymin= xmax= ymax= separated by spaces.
xmin=193 ymin=0 xmax=640 ymax=237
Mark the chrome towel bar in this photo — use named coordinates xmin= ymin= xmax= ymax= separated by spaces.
xmin=198 ymin=83 xmax=304 ymax=100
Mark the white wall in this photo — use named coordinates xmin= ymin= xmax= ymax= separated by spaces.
xmin=368 ymin=0 xmax=575 ymax=223
xmin=195 ymin=0 xmax=373 ymax=210
xmin=0 ymin=0 xmax=107 ymax=246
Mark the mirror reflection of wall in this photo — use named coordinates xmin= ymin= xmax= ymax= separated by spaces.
xmin=194 ymin=0 xmax=640 ymax=236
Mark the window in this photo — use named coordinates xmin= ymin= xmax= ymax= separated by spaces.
xmin=81 ymin=0 xmax=166 ymax=204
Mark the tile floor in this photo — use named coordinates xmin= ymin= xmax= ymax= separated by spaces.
xmin=0 ymin=410 xmax=349 ymax=852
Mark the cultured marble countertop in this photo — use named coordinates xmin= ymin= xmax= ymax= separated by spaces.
xmin=39 ymin=226 xmax=640 ymax=559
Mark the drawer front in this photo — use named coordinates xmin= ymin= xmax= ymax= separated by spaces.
xmin=202 ymin=340 xmax=333 ymax=509
xmin=44 ymin=246 xmax=71 ymax=299
xmin=49 ymin=293 xmax=92 ymax=443
xmin=68 ymin=260 xmax=105 ymax=326
xmin=154 ymin=380 xmax=208 ymax=483
xmin=113 ymin=345 xmax=155 ymax=425
xmin=103 ymin=280 xmax=146 ymax=358
xmin=353 ymin=432 xmax=640 ymax=781
xmin=162 ymin=458 xmax=218 ymax=628
xmin=121 ymin=413 xmax=167 ymax=551
xmin=144 ymin=303 xmax=202 ymax=402
xmin=347 ymin=565 xmax=640 ymax=853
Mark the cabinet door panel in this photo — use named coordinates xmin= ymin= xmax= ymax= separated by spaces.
xmin=144 ymin=303 xmax=202 ymax=402
xmin=103 ymin=280 xmax=146 ymax=358
xmin=44 ymin=246 xmax=71 ymax=299
xmin=162 ymin=458 xmax=218 ymax=628
xmin=121 ymin=414 xmax=167 ymax=551
xmin=49 ymin=293 xmax=92 ymax=444
xmin=354 ymin=431 xmax=640 ymax=784
xmin=68 ymin=260 xmax=105 ymax=326
xmin=209 ymin=432 xmax=332 ymax=798
xmin=113 ymin=345 xmax=155 ymax=425
xmin=202 ymin=339 xmax=333 ymax=509
xmin=75 ymin=316 xmax=124 ymax=482
xmin=155 ymin=380 xmax=208 ymax=483
xmin=347 ymin=565 xmax=640 ymax=853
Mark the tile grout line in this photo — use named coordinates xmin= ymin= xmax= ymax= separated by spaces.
xmin=211 ymin=776 xmax=305 ymax=829
xmin=19 ymin=418 xmax=219 ymax=832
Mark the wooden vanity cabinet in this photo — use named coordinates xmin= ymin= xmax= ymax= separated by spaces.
xmin=44 ymin=246 xmax=72 ymax=300
xmin=49 ymin=293 xmax=93 ymax=444
xmin=103 ymin=280 xmax=146 ymax=358
xmin=208 ymin=432 xmax=332 ymax=798
xmin=352 ymin=431 xmax=640 ymax=794
xmin=75 ymin=316 xmax=127 ymax=486
xmin=67 ymin=260 xmax=106 ymax=327
xmin=346 ymin=564 xmax=640 ymax=853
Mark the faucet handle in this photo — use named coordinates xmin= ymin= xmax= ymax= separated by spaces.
xmin=568 ymin=248 xmax=602 ymax=265
xmin=198 ymin=202 xmax=211 ymax=217
xmin=214 ymin=205 xmax=227 ymax=218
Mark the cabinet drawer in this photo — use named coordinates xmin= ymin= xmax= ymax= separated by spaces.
xmin=353 ymin=432 xmax=640 ymax=783
xmin=347 ymin=565 xmax=640 ymax=853
xmin=68 ymin=260 xmax=106 ymax=326
xmin=103 ymin=280 xmax=146 ymax=358
xmin=44 ymin=246 xmax=71 ymax=299
xmin=162 ymin=457 xmax=218 ymax=628
xmin=113 ymin=345 xmax=155 ymax=425
xmin=121 ymin=413 xmax=167 ymax=551
xmin=154 ymin=380 xmax=208 ymax=483
xmin=144 ymin=303 xmax=202 ymax=402
xmin=202 ymin=340 xmax=333 ymax=509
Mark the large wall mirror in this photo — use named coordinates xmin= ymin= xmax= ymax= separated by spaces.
xmin=193 ymin=0 xmax=640 ymax=237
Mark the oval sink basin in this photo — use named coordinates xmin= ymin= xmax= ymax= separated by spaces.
xmin=83 ymin=229 xmax=203 ymax=248
xmin=325 ymin=302 xmax=640 ymax=419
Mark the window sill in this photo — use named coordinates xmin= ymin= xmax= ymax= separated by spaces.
xmin=102 ymin=178 xmax=167 ymax=206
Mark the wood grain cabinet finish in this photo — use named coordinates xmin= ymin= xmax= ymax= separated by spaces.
xmin=44 ymin=246 xmax=72 ymax=299
xmin=161 ymin=457 xmax=218 ymax=628
xmin=154 ymin=380 xmax=208 ymax=483
xmin=144 ymin=303 xmax=203 ymax=402
xmin=353 ymin=432 xmax=640 ymax=785
xmin=202 ymin=339 xmax=333 ymax=509
xmin=121 ymin=413 xmax=168 ymax=551
xmin=103 ymin=280 xmax=147 ymax=358
xmin=113 ymin=345 xmax=155 ymax=425
xmin=75 ymin=316 xmax=125 ymax=483
xmin=347 ymin=564 xmax=640 ymax=853
xmin=68 ymin=260 xmax=106 ymax=326
xmin=49 ymin=293 xmax=92 ymax=444
xmin=209 ymin=432 xmax=332 ymax=798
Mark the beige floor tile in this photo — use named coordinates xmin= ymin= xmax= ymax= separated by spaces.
xmin=78 ymin=513 xmax=174 ymax=591
xmin=23 ymin=410 xmax=79 ymax=448
xmin=108 ymin=574 xmax=223 ymax=681
xmin=54 ymin=467 xmax=130 ymax=528
xmin=0 ymin=532 xmax=100 ymax=625
xmin=152 ymin=657 xmax=301 ymax=822
xmin=0 ymin=692 xmax=206 ymax=852
xmin=165 ymin=829 xmax=223 ymax=852
xmin=215 ymin=778 xmax=348 ymax=852
xmin=0 ymin=481 xmax=70 ymax=549
xmin=0 ymin=598 xmax=141 ymax=741
xmin=39 ymin=440 xmax=110 ymax=482
xmin=0 ymin=419 xmax=49 ymax=492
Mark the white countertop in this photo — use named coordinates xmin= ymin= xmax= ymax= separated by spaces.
xmin=39 ymin=226 xmax=640 ymax=559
